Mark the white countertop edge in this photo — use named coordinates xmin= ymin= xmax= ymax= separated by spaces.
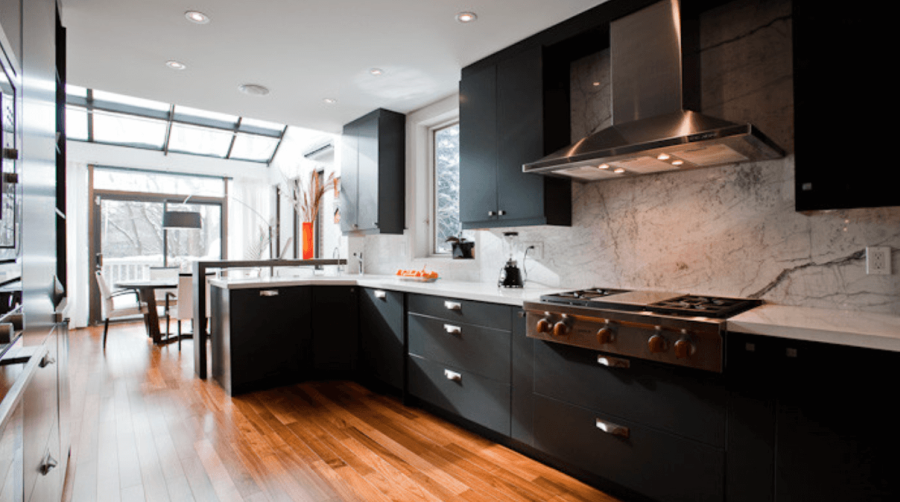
xmin=728 ymin=304 xmax=900 ymax=353
xmin=208 ymin=275 xmax=560 ymax=306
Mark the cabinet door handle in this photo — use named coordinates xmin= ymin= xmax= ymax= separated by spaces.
xmin=444 ymin=369 xmax=462 ymax=382
xmin=488 ymin=211 xmax=496 ymax=217
xmin=40 ymin=355 xmax=56 ymax=368
xmin=595 ymin=418 xmax=630 ymax=438
xmin=443 ymin=324 xmax=461 ymax=335
xmin=497 ymin=210 xmax=506 ymax=216
xmin=40 ymin=453 xmax=58 ymax=475
xmin=374 ymin=290 xmax=387 ymax=300
xmin=444 ymin=301 xmax=461 ymax=311
xmin=597 ymin=355 xmax=630 ymax=369
xmin=259 ymin=290 xmax=279 ymax=297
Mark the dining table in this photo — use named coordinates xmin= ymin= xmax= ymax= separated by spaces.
xmin=114 ymin=278 xmax=179 ymax=344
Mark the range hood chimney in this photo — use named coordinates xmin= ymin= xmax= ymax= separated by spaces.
xmin=523 ymin=0 xmax=784 ymax=181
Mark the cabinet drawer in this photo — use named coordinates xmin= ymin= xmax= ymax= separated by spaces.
xmin=408 ymin=355 xmax=510 ymax=436
xmin=533 ymin=394 xmax=724 ymax=502
xmin=407 ymin=294 xmax=512 ymax=331
xmin=408 ymin=313 xmax=510 ymax=384
xmin=534 ymin=340 xmax=725 ymax=447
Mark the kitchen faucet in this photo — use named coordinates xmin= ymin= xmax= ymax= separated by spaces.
xmin=353 ymin=252 xmax=364 ymax=276
xmin=333 ymin=247 xmax=343 ymax=273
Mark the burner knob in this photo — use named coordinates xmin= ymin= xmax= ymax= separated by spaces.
xmin=674 ymin=337 xmax=695 ymax=359
xmin=553 ymin=317 xmax=573 ymax=338
xmin=648 ymin=334 xmax=667 ymax=353
xmin=536 ymin=317 xmax=552 ymax=334
xmin=596 ymin=325 xmax=614 ymax=344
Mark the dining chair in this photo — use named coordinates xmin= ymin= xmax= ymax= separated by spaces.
xmin=95 ymin=270 xmax=149 ymax=348
xmin=164 ymin=273 xmax=212 ymax=350
xmin=149 ymin=266 xmax=179 ymax=318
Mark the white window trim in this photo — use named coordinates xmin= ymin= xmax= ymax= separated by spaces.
xmin=406 ymin=93 xmax=477 ymax=267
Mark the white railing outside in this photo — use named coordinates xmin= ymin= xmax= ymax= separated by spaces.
xmin=102 ymin=255 xmax=163 ymax=289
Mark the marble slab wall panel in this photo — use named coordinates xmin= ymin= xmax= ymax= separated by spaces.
xmin=360 ymin=0 xmax=900 ymax=315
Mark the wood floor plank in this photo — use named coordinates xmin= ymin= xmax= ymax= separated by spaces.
xmin=62 ymin=322 xmax=621 ymax=502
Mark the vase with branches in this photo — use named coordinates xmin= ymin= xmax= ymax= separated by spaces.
xmin=283 ymin=169 xmax=334 ymax=259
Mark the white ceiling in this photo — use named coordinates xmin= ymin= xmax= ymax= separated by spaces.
xmin=59 ymin=0 xmax=607 ymax=134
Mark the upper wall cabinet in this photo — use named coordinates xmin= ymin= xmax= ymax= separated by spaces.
xmin=340 ymin=108 xmax=405 ymax=234
xmin=459 ymin=45 xmax=571 ymax=229
xmin=793 ymin=0 xmax=897 ymax=211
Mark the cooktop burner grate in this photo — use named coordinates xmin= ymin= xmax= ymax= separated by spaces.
xmin=647 ymin=295 xmax=761 ymax=318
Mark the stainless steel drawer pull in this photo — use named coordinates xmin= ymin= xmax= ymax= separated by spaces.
xmin=443 ymin=324 xmax=461 ymax=335
xmin=597 ymin=355 xmax=630 ymax=369
xmin=374 ymin=290 xmax=387 ymax=300
xmin=259 ymin=290 xmax=279 ymax=297
xmin=595 ymin=418 xmax=630 ymax=438
xmin=444 ymin=301 xmax=462 ymax=311
xmin=444 ymin=369 xmax=462 ymax=382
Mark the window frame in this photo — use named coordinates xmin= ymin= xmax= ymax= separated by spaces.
xmin=429 ymin=118 xmax=461 ymax=256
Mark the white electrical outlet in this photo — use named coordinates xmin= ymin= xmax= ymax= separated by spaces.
xmin=866 ymin=247 xmax=891 ymax=275
xmin=523 ymin=241 xmax=543 ymax=260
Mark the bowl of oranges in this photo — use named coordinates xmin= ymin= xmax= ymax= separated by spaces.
xmin=396 ymin=267 xmax=439 ymax=282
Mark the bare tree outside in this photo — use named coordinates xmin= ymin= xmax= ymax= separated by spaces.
xmin=434 ymin=123 xmax=460 ymax=254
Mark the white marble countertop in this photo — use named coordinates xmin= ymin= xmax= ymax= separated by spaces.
xmin=728 ymin=304 xmax=900 ymax=353
xmin=209 ymin=274 xmax=900 ymax=352
xmin=208 ymin=274 xmax=564 ymax=306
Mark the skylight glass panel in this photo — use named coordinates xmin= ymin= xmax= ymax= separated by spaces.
xmin=167 ymin=123 xmax=233 ymax=157
xmin=229 ymin=133 xmax=280 ymax=162
xmin=239 ymin=118 xmax=285 ymax=137
xmin=91 ymin=90 xmax=170 ymax=113
xmin=65 ymin=106 xmax=88 ymax=141
xmin=92 ymin=110 xmax=167 ymax=149
xmin=173 ymin=105 xmax=239 ymax=129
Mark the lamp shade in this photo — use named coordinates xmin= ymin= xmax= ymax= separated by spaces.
xmin=162 ymin=211 xmax=202 ymax=229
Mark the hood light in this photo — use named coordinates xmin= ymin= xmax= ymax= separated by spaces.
xmin=598 ymin=163 xmax=610 ymax=170
xmin=614 ymin=168 xmax=626 ymax=174
xmin=672 ymin=159 xmax=684 ymax=166
xmin=657 ymin=153 xmax=670 ymax=160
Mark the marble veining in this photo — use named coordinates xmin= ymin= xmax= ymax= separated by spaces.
xmin=357 ymin=0 xmax=900 ymax=317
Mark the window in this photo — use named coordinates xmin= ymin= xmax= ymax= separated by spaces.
xmin=432 ymin=122 xmax=460 ymax=254
xmin=66 ymin=87 xmax=287 ymax=164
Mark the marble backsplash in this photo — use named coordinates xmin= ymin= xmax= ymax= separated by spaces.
xmin=357 ymin=0 xmax=900 ymax=315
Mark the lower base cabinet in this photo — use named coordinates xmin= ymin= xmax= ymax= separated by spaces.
xmin=359 ymin=288 xmax=404 ymax=391
xmin=211 ymin=285 xmax=312 ymax=395
xmin=311 ymin=286 xmax=359 ymax=378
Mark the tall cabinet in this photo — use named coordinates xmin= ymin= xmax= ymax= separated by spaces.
xmin=339 ymin=108 xmax=405 ymax=235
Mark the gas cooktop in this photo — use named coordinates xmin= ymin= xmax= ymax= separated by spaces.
xmin=539 ymin=288 xmax=762 ymax=319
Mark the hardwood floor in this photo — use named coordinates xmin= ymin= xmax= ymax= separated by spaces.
xmin=62 ymin=322 xmax=620 ymax=502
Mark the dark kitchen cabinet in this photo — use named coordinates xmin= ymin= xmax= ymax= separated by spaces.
xmin=359 ymin=287 xmax=405 ymax=391
xmin=459 ymin=45 xmax=571 ymax=229
xmin=311 ymin=286 xmax=358 ymax=378
xmin=339 ymin=108 xmax=405 ymax=234
xmin=792 ymin=0 xmax=897 ymax=211
xmin=210 ymin=285 xmax=312 ymax=395
xmin=510 ymin=309 xmax=534 ymax=445
xmin=406 ymin=294 xmax=514 ymax=436
xmin=726 ymin=333 xmax=900 ymax=501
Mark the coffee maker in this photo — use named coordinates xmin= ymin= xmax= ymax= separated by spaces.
xmin=498 ymin=232 xmax=524 ymax=288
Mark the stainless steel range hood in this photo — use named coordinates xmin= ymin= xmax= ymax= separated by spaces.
xmin=523 ymin=0 xmax=784 ymax=181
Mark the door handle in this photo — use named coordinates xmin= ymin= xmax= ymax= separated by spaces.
xmin=497 ymin=210 xmax=506 ymax=216
xmin=374 ymin=290 xmax=386 ymax=300
xmin=40 ymin=453 xmax=58 ymax=475
xmin=597 ymin=355 xmax=630 ymax=369
xmin=443 ymin=301 xmax=461 ymax=311
xmin=595 ymin=418 xmax=630 ymax=438
xmin=444 ymin=369 xmax=462 ymax=382
xmin=259 ymin=290 xmax=279 ymax=297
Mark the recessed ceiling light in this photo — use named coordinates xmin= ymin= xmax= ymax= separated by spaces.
xmin=370 ymin=68 xmax=384 ymax=76
xmin=237 ymin=83 xmax=269 ymax=96
xmin=456 ymin=12 xmax=477 ymax=23
xmin=166 ymin=60 xmax=186 ymax=70
xmin=323 ymin=98 xmax=337 ymax=104
xmin=185 ymin=11 xmax=210 ymax=24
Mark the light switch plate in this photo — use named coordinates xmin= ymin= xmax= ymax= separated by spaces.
xmin=866 ymin=247 xmax=891 ymax=275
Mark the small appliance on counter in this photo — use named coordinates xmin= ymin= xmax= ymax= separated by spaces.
xmin=498 ymin=232 xmax=524 ymax=288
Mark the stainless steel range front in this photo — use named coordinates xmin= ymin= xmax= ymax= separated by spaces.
xmin=524 ymin=288 xmax=762 ymax=373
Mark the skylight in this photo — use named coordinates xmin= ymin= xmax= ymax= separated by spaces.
xmin=65 ymin=86 xmax=287 ymax=164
